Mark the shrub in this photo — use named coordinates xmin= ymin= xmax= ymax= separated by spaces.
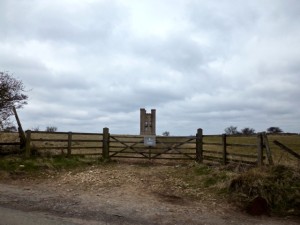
xmin=229 ymin=165 xmax=300 ymax=216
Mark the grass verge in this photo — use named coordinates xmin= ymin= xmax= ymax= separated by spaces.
xmin=229 ymin=165 xmax=300 ymax=216
xmin=0 ymin=155 xmax=104 ymax=175
xmin=0 ymin=156 xmax=298 ymax=216
xmin=170 ymin=163 xmax=299 ymax=216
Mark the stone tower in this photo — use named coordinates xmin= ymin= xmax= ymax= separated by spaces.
xmin=140 ymin=108 xmax=156 ymax=135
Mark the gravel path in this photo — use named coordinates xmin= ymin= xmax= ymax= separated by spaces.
xmin=0 ymin=162 xmax=299 ymax=225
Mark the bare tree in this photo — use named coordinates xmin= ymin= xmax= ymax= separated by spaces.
xmin=241 ymin=127 xmax=256 ymax=135
xmin=0 ymin=72 xmax=28 ymax=130
xmin=2 ymin=125 xmax=17 ymax=132
xmin=32 ymin=126 xmax=40 ymax=131
xmin=46 ymin=126 xmax=57 ymax=132
xmin=162 ymin=131 xmax=170 ymax=136
xmin=224 ymin=126 xmax=239 ymax=135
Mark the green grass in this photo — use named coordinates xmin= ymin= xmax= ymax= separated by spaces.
xmin=0 ymin=155 xmax=102 ymax=174
xmin=171 ymin=163 xmax=235 ymax=197
xmin=194 ymin=164 xmax=212 ymax=175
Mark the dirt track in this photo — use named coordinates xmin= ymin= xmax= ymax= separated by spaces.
xmin=0 ymin=162 xmax=299 ymax=225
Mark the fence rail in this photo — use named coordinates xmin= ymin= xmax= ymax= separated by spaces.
xmin=5 ymin=128 xmax=297 ymax=166
xmin=24 ymin=130 xmax=103 ymax=157
xmin=273 ymin=140 xmax=300 ymax=160
xmin=0 ymin=142 xmax=21 ymax=146
xmin=19 ymin=128 xmax=275 ymax=166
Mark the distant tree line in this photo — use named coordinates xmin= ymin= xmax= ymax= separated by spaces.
xmin=224 ymin=126 xmax=284 ymax=135
xmin=32 ymin=126 xmax=58 ymax=132
xmin=2 ymin=126 xmax=59 ymax=133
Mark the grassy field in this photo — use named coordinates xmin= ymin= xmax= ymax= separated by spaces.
xmin=267 ymin=135 xmax=300 ymax=165
xmin=1 ymin=131 xmax=299 ymax=167
xmin=205 ymin=134 xmax=300 ymax=167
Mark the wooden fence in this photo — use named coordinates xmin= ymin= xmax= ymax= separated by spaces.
xmin=0 ymin=132 xmax=21 ymax=155
xmin=24 ymin=130 xmax=103 ymax=158
xmin=202 ymin=133 xmax=267 ymax=166
xmin=2 ymin=129 xmax=299 ymax=166
xmin=20 ymin=128 xmax=276 ymax=166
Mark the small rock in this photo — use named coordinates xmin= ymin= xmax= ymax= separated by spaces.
xmin=288 ymin=209 xmax=294 ymax=213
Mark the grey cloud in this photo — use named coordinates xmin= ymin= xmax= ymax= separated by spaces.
xmin=131 ymin=35 xmax=208 ymax=73
xmin=0 ymin=0 xmax=128 ymax=55
xmin=188 ymin=1 xmax=258 ymax=33
xmin=0 ymin=50 xmax=47 ymax=78
xmin=2 ymin=0 xmax=300 ymax=134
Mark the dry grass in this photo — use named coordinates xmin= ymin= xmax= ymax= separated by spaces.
xmin=229 ymin=165 xmax=300 ymax=216
xmin=0 ymin=132 xmax=19 ymax=142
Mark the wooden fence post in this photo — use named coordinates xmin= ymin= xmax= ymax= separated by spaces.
xmin=196 ymin=128 xmax=203 ymax=163
xmin=103 ymin=127 xmax=110 ymax=160
xmin=222 ymin=134 xmax=227 ymax=165
xmin=25 ymin=130 xmax=31 ymax=158
xmin=67 ymin=132 xmax=72 ymax=157
xmin=257 ymin=133 xmax=263 ymax=166
xmin=262 ymin=132 xmax=274 ymax=165
xmin=12 ymin=106 xmax=26 ymax=149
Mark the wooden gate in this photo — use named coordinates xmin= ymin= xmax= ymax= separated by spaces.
xmin=109 ymin=134 xmax=197 ymax=160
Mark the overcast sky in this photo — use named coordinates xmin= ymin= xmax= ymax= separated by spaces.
xmin=1 ymin=0 xmax=300 ymax=135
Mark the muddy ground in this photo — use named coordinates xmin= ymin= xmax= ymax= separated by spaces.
xmin=0 ymin=161 xmax=299 ymax=225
